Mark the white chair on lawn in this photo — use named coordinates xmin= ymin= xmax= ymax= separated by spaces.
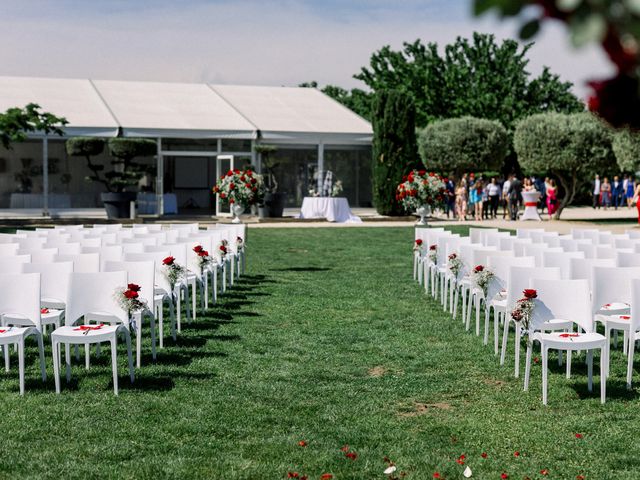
xmin=615 ymin=251 xmax=640 ymax=267
xmin=500 ymin=266 xmax=562 ymax=377
xmin=576 ymin=242 xmax=597 ymax=259
xmin=624 ymin=279 xmax=640 ymax=388
xmin=104 ymin=260 xmax=157 ymax=368
xmin=55 ymin=253 xmax=100 ymax=273
xmin=0 ymin=257 xmax=29 ymax=274
xmin=82 ymin=245 xmax=123 ymax=270
xmin=484 ymin=255 xmax=535 ymax=354
xmin=568 ymin=257 xmax=616 ymax=291
xmin=51 ymin=271 xmax=134 ymax=395
xmin=522 ymin=244 xmax=563 ymax=267
xmin=541 ymin=251 xmax=585 ymax=279
xmin=23 ymin=262 xmax=73 ymax=332
xmin=0 ymin=273 xmax=47 ymax=395
xmin=524 ymin=278 xmax=608 ymax=405
xmin=0 ymin=243 xmax=19 ymax=256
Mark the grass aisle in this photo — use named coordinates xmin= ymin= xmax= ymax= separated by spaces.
xmin=1 ymin=226 xmax=638 ymax=479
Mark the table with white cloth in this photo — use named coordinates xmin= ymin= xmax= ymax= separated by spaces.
xmin=520 ymin=191 xmax=541 ymax=221
xmin=298 ymin=197 xmax=362 ymax=223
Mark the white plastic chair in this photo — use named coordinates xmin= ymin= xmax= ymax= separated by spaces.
xmin=615 ymin=251 xmax=640 ymax=267
xmin=0 ymin=257 xmax=29 ymax=273
xmin=19 ymin=247 xmax=58 ymax=264
xmin=23 ymin=261 xmax=73 ymax=331
xmin=51 ymin=271 xmax=134 ymax=395
xmin=624 ymin=279 xmax=640 ymax=388
xmin=524 ymin=278 xmax=608 ymax=405
xmin=541 ymin=251 xmax=586 ymax=279
xmin=0 ymin=243 xmax=19 ymax=256
xmin=500 ymin=266 xmax=562 ymax=377
xmin=568 ymin=257 xmax=616 ymax=291
xmin=0 ymin=273 xmax=47 ymax=394
xmin=104 ymin=260 xmax=157 ymax=368
xmin=55 ymin=253 xmax=100 ymax=273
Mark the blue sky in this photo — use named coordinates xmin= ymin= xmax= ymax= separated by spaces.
xmin=0 ymin=0 xmax=611 ymax=98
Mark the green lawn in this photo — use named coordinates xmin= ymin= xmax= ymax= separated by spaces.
xmin=1 ymin=226 xmax=639 ymax=479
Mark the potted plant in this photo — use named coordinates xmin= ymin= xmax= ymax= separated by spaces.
xmin=66 ymin=137 xmax=156 ymax=218
xmin=254 ymin=144 xmax=286 ymax=217
xmin=213 ymin=167 xmax=265 ymax=223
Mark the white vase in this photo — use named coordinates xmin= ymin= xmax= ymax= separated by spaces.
xmin=232 ymin=204 xmax=245 ymax=224
xmin=416 ymin=205 xmax=430 ymax=225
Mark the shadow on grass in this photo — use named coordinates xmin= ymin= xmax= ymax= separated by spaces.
xmin=271 ymin=267 xmax=332 ymax=272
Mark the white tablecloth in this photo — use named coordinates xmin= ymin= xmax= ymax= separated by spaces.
xmin=298 ymin=197 xmax=362 ymax=223
xmin=521 ymin=191 xmax=541 ymax=221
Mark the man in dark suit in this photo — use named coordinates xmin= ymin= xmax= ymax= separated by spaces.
xmin=612 ymin=175 xmax=624 ymax=209
xmin=444 ymin=177 xmax=455 ymax=218
xmin=507 ymin=175 xmax=523 ymax=221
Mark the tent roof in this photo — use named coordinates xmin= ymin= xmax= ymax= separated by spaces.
xmin=0 ymin=76 xmax=372 ymax=144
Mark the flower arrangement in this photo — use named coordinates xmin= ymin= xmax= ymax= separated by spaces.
xmin=448 ymin=252 xmax=463 ymax=278
xmin=162 ymin=256 xmax=186 ymax=291
xmin=428 ymin=244 xmax=438 ymax=264
xmin=213 ymin=168 xmax=265 ymax=209
xmin=472 ymin=265 xmax=494 ymax=297
xmin=219 ymin=240 xmax=229 ymax=261
xmin=396 ymin=170 xmax=446 ymax=212
xmin=331 ymin=180 xmax=343 ymax=197
xmin=413 ymin=238 xmax=423 ymax=253
xmin=193 ymin=245 xmax=213 ymax=276
xmin=511 ymin=289 xmax=537 ymax=336
xmin=115 ymin=283 xmax=148 ymax=331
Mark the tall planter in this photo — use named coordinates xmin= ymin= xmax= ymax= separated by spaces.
xmin=264 ymin=192 xmax=286 ymax=217
xmin=101 ymin=192 xmax=136 ymax=219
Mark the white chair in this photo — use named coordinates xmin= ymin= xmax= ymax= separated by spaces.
xmin=568 ymin=257 xmax=616 ymax=291
xmin=104 ymin=260 xmax=157 ymax=368
xmin=55 ymin=253 xmax=100 ymax=273
xmin=615 ymin=251 xmax=640 ymax=267
xmin=541 ymin=251 xmax=586 ymax=279
xmin=522 ymin=244 xmax=563 ymax=267
xmin=16 ymin=237 xmax=46 ymax=250
xmin=624 ymin=279 xmax=640 ymax=388
xmin=82 ymin=245 xmax=123 ymax=269
xmin=0 ymin=273 xmax=47 ymax=395
xmin=23 ymin=261 xmax=73 ymax=331
xmin=0 ymin=243 xmax=19 ymax=256
xmin=0 ymin=257 xmax=29 ymax=274
xmin=51 ymin=271 xmax=134 ymax=395
xmin=524 ymin=279 xmax=608 ymax=405
xmin=500 ymin=266 xmax=562 ymax=377
xmin=19 ymin=247 xmax=58 ymax=264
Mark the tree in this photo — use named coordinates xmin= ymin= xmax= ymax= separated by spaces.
xmin=355 ymin=33 xmax=583 ymax=129
xmin=612 ymin=130 xmax=640 ymax=173
xmin=418 ymin=117 xmax=509 ymax=175
xmin=65 ymin=137 xmax=108 ymax=189
xmin=0 ymin=103 xmax=67 ymax=149
xmin=514 ymin=112 xmax=615 ymax=218
xmin=371 ymin=90 xmax=422 ymax=216
xmin=473 ymin=0 xmax=640 ymax=129
xmin=107 ymin=138 xmax=157 ymax=193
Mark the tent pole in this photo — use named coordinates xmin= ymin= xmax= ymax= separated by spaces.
xmin=156 ymin=137 xmax=164 ymax=216
xmin=317 ymin=141 xmax=324 ymax=195
xmin=42 ymin=136 xmax=49 ymax=217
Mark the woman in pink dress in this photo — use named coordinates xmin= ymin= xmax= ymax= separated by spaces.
xmin=546 ymin=179 xmax=559 ymax=218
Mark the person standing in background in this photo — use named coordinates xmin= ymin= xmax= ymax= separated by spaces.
xmin=508 ymin=175 xmax=523 ymax=221
xmin=444 ymin=177 xmax=456 ymax=218
xmin=488 ymin=177 xmax=500 ymax=219
xmin=455 ymin=181 xmax=467 ymax=221
xmin=502 ymin=174 xmax=512 ymax=219
xmin=627 ymin=176 xmax=636 ymax=208
xmin=633 ymin=182 xmax=640 ymax=223
xmin=601 ymin=177 xmax=612 ymax=209
xmin=482 ymin=180 xmax=490 ymax=220
xmin=546 ymin=179 xmax=559 ymax=219
xmin=593 ymin=174 xmax=601 ymax=209
xmin=612 ymin=175 xmax=624 ymax=209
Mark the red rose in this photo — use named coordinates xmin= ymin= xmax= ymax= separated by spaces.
xmin=240 ymin=175 xmax=246 ymax=181
xmin=287 ymin=473 xmax=299 ymax=479
xmin=212 ymin=186 xmax=219 ymax=193
xmin=229 ymin=198 xmax=235 ymax=204
xmin=474 ymin=265 xmax=484 ymax=272
xmin=433 ymin=473 xmax=441 ymax=479
xmin=415 ymin=239 xmax=423 ymax=246
xmin=345 ymin=452 xmax=357 ymax=460
xmin=220 ymin=193 xmax=226 ymax=199
xmin=124 ymin=290 xmax=138 ymax=299
xmin=245 ymin=169 xmax=253 ymax=175
xmin=501 ymin=473 xmax=508 ymax=479
xmin=127 ymin=283 xmax=141 ymax=292
xmin=297 ymin=440 xmax=307 ymax=447
xmin=226 ymin=170 xmax=233 ymax=177
xmin=251 ymin=178 xmax=257 ymax=184
xmin=198 ymin=250 xmax=209 ymax=257
xmin=163 ymin=256 xmax=175 ymax=265
xmin=220 ymin=245 xmax=227 ymax=253
xmin=575 ymin=433 xmax=583 ymax=439
xmin=481 ymin=452 xmax=488 ymax=458
xmin=448 ymin=253 xmax=457 ymax=259
xmin=523 ymin=289 xmax=537 ymax=299
xmin=193 ymin=245 xmax=204 ymax=253
xmin=429 ymin=244 xmax=437 ymax=250
xmin=229 ymin=183 xmax=235 ymax=190
xmin=252 ymin=187 xmax=257 ymax=192
xmin=233 ymin=168 xmax=240 ymax=174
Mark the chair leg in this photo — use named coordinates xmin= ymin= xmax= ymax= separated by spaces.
xmin=627 ymin=333 xmax=635 ymax=389
xmin=157 ymin=301 xmax=164 ymax=349
xmin=500 ymin=318 xmax=509 ymax=366
xmin=494 ymin=311 xmax=500 ymax=355
xmin=37 ymin=333 xmax=46 ymax=381
xmin=65 ymin=343 xmax=71 ymax=382
xmin=149 ymin=313 xmax=157 ymax=361
xmin=4 ymin=342 xmax=9 ymax=372
xmin=136 ymin=317 xmax=142 ymax=369
xmin=587 ymin=349 xmax=593 ymax=392
xmin=175 ymin=290 xmax=182 ymax=333
xmin=566 ymin=350 xmax=572 ymax=379
xmin=85 ymin=344 xmax=90 ymax=370
xmin=601 ymin=347 xmax=607 ymax=404
xmin=110 ymin=339 xmax=119 ymax=395
xmin=191 ymin=280 xmax=197 ymax=320
xmin=124 ymin=330 xmax=134 ymax=384
xmin=483 ymin=306 xmax=490 ymax=346
xmin=52 ymin=340 xmax=61 ymax=394
xmin=18 ymin=339 xmax=24 ymax=396
xmin=524 ymin=341 xmax=532 ymax=391
xmin=542 ymin=346 xmax=549 ymax=405
xmin=515 ymin=325 xmax=521 ymax=378
xmin=475 ymin=297 xmax=481 ymax=336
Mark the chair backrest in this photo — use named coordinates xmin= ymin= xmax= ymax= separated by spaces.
xmin=0 ymin=243 xmax=19 ymax=257
xmin=0 ymin=233 xmax=21 ymax=244
xmin=627 ymin=230 xmax=640 ymax=240
xmin=530 ymin=278 xmax=592 ymax=332
xmin=123 ymin=236 xmax=158 ymax=246
xmin=16 ymin=237 xmax=46 ymax=250
xmin=0 ymin=256 xmax=30 ymax=273
xmin=485 ymin=231 xmax=511 ymax=248
xmin=0 ymin=273 xmax=42 ymax=330
xmin=558 ymin=237 xmax=578 ymax=252
xmin=23 ymin=261 xmax=73 ymax=306
xmin=124 ymin=251 xmax=172 ymax=293
xmin=630 ymin=279 xmax=640 ymax=332
xmin=614 ymin=238 xmax=637 ymax=250
xmin=78 ymin=237 xmax=102 ymax=248
xmin=82 ymin=246 xmax=124 ymax=269
xmin=595 ymin=245 xmax=616 ymax=259
xmin=511 ymin=238 xmax=533 ymax=256
xmin=616 ymin=251 xmax=640 ymax=267
xmin=149 ymin=243 xmax=187 ymax=267
xmin=591 ymin=266 xmax=640 ymax=314
xmin=469 ymin=227 xmax=498 ymax=245
xmin=568 ymin=257 xmax=616 ymax=290
xmin=29 ymin=249 xmax=59 ymax=264
xmin=121 ymin=243 xmax=145 ymax=254
xmin=522 ymin=244 xmax=563 ymax=267
xmin=576 ymin=242 xmax=597 ymax=259
xmin=541 ymin=232 xmax=561 ymax=247
xmin=506 ymin=266 xmax=561 ymax=313
xmin=488 ymin=255 xmax=535 ymax=283
xmin=436 ymin=234 xmax=459 ymax=266
xmin=516 ymin=228 xmax=544 ymax=240
xmin=415 ymin=227 xmax=444 ymax=243
xmin=597 ymin=231 xmax=613 ymax=245
xmin=471 ymin=247 xmax=503 ymax=269
xmin=541 ymin=251 xmax=586 ymax=279
xmin=65 ymin=271 xmax=128 ymax=326
xmin=103 ymin=260 xmax=155 ymax=312
xmin=55 ymin=253 xmax=100 ymax=273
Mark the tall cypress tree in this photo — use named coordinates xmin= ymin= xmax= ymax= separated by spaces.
xmin=371 ymin=90 xmax=421 ymax=216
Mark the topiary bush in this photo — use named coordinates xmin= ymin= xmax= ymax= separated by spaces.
xmin=417 ymin=116 xmax=509 ymax=175
xmin=371 ymin=90 xmax=422 ymax=216
xmin=613 ymin=129 xmax=640 ymax=173
xmin=514 ymin=112 xmax=615 ymax=218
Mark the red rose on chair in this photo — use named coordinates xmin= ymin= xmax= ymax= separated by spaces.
xmin=429 ymin=244 xmax=437 ymax=250
xmin=198 ymin=250 xmax=209 ymax=257
xmin=474 ymin=265 xmax=484 ymax=272
xmin=415 ymin=239 xmax=423 ymax=246
xmin=193 ymin=245 xmax=204 ymax=254
xmin=163 ymin=256 xmax=175 ymax=266
xmin=523 ymin=289 xmax=537 ymax=299
xmin=124 ymin=289 xmax=139 ymax=299
xmin=127 ymin=283 xmax=141 ymax=292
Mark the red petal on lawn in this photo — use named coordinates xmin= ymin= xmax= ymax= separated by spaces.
xmin=456 ymin=459 xmax=464 ymax=465
xmin=534 ymin=357 xmax=539 ymax=364
xmin=575 ymin=433 xmax=583 ymax=439
xmin=576 ymin=476 xmax=585 ymax=480
xmin=433 ymin=473 xmax=441 ymax=479
xmin=287 ymin=473 xmax=299 ymax=479
xmin=320 ymin=475 xmax=333 ymax=480
xmin=514 ymin=451 xmax=520 ymax=457
xmin=501 ymin=473 xmax=509 ymax=479
xmin=297 ymin=440 xmax=307 ymax=447
xmin=340 ymin=444 xmax=349 ymax=452
xmin=345 ymin=452 xmax=357 ymax=460
xmin=481 ymin=452 xmax=488 ymax=458
xmin=541 ymin=469 xmax=549 ymax=476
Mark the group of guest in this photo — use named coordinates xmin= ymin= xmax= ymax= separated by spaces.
xmin=592 ymin=174 xmax=636 ymax=209
xmin=443 ymin=173 xmax=560 ymax=222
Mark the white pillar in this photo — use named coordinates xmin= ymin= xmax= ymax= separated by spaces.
xmin=42 ymin=136 xmax=49 ymax=217
xmin=317 ymin=142 xmax=324 ymax=195
xmin=156 ymin=137 xmax=164 ymax=216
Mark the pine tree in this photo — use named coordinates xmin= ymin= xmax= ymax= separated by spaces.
xmin=371 ymin=90 xmax=421 ymax=216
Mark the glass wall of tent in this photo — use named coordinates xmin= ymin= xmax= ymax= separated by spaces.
xmin=0 ymin=138 xmax=372 ymax=213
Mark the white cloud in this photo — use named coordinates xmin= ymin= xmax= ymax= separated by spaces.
xmin=0 ymin=0 xmax=614 ymax=100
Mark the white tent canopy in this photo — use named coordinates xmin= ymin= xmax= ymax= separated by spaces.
xmin=0 ymin=76 xmax=372 ymax=144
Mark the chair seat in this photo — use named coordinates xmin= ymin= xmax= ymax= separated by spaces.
xmin=541 ymin=318 xmax=574 ymax=330
xmin=602 ymin=314 xmax=633 ymax=330
xmin=0 ymin=326 xmax=31 ymax=342
xmin=598 ymin=302 xmax=630 ymax=315
xmin=42 ymin=297 xmax=65 ymax=309
xmin=533 ymin=331 xmax=606 ymax=350
xmin=489 ymin=298 xmax=507 ymax=310
xmin=51 ymin=324 xmax=120 ymax=343
xmin=41 ymin=309 xmax=63 ymax=325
